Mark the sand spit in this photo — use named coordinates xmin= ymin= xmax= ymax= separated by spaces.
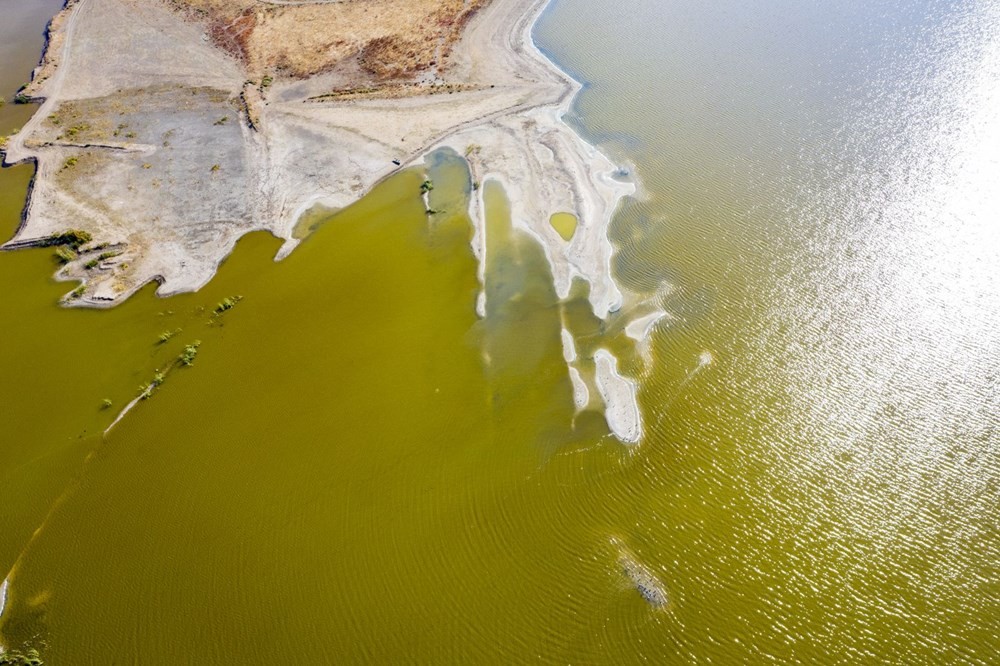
xmin=594 ymin=349 xmax=642 ymax=444
xmin=560 ymin=327 xmax=577 ymax=363
xmin=568 ymin=366 xmax=590 ymax=412
xmin=560 ymin=328 xmax=589 ymax=411
xmin=2 ymin=0 xmax=644 ymax=441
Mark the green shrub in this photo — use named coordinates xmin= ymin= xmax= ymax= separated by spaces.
xmin=420 ymin=179 xmax=434 ymax=194
xmin=138 ymin=369 xmax=166 ymax=400
xmin=46 ymin=229 xmax=92 ymax=249
xmin=54 ymin=246 xmax=76 ymax=264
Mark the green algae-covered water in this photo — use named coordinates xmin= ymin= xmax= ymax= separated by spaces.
xmin=3 ymin=0 xmax=1000 ymax=662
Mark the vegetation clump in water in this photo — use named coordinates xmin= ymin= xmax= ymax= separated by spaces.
xmin=0 ymin=647 xmax=43 ymax=665
xmin=137 ymin=370 xmax=166 ymax=400
xmin=214 ymin=295 xmax=243 ymax=314
xmin=179 ymin=341 xmax=201 ymax=366
xmin=158 ymin=329 xmax=180 ymax=344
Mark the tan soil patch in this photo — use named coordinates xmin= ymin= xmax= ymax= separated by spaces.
xmin=167 ymin=0 xmax=489 ymax=81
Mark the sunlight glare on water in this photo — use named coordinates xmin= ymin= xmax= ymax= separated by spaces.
xmin=757 ymin=7 xmax=1000 ymax=650
xmin=538 ymin=0 xmax=1000 ymax=659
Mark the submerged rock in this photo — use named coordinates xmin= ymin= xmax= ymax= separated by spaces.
xmin=613 ymin=539 xmax=669 ymax=608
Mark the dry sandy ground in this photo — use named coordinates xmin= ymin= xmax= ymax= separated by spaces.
xmin=2 ymin=0 xmax=647 ymax=442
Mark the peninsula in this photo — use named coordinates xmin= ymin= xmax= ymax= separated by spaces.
xmin=2 ymin=0 xmax=646 ymax=442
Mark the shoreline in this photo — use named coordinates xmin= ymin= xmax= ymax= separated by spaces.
xmin=1 ymin=0 xmax=634 ymax=316
xmin=2 ymin=0 xmax=647 ymax=442
xmin=450 ymin=0 xmax=636 ymax=319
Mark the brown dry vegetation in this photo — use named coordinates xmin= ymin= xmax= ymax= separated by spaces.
xmin=165 ymin=0 xmax=490 ymax=81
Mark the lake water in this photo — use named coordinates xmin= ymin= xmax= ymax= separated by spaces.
xmin=1 ymin=0 xmax=998 ymax=662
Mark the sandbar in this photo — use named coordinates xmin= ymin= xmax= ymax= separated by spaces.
xmin=594 ymin=348 xmax=642 ymax=444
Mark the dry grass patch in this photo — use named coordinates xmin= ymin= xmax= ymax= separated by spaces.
xmin=166 ymin=0 xmax=490 ymax=81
